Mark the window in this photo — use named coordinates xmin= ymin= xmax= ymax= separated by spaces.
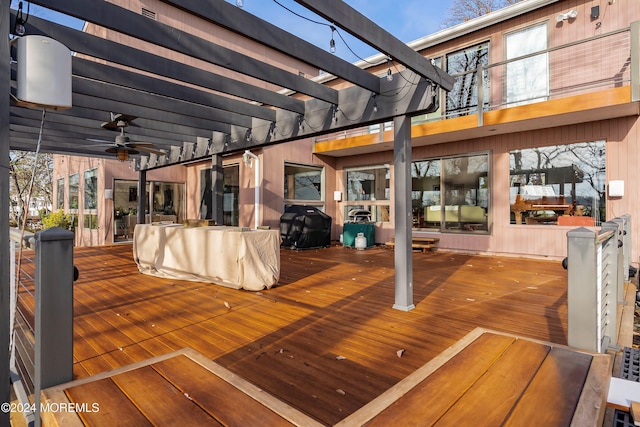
xmin=506 ymin=23 xmax=548 ymax=106
xmin=83 ymin=214 xmax=98 ymax=230
xmin=56 ymin=177 xmax=64 ymax=209
xmin=152 ymin=182 xmax=185 ymax=221
xmin=68 ymin=173 xmax=79 ymax=210
xmin=284 ymin=163 xmax=323 ymax=208
xmin=413 ymin=153 xmax=490 ymax=233
xmin=83 ymin=169 xmax=98 ymax=230
xmin=345 ymin=165 xmax=390 ymax=222
xmin=199 ymin=164 xmax=240 ymax=226
xmin=446 ymin=42 xmax=489 ymax=118
xmin=84 ymin=169 xmax=97 ymax=210
xmin=413 ymin=57 xmax=443 ymax=125
xmin=509 ymin=141 xmax=606 ymax=225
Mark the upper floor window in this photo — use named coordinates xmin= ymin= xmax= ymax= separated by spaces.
xmin=446 ymin=42 xmax=489 ymax=118
xmin=68 ymin=173 xmax=79 ymax=210
xmin=509 ymin=141 xmax=606 ymax=226
xmin=505 ymin=23 xmax=548 ymax=106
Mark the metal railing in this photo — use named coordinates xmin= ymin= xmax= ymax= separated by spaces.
xmin=566 ymin=215 xmax=631 ymax=353
xmin=8 ymin=227 xmax=75 ymax=427
xmin=315 ymin=22 xmax=637 ymax=142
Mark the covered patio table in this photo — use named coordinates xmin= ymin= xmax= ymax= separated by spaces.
xmin=133 ymin=224 xmax=280 ymax=290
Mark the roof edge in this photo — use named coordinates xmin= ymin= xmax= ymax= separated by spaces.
xmin=312 ymin=0 xmax=560 ymax=85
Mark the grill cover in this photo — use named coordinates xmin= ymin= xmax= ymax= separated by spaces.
xmin=280 ymin=205 xmax=332 ymax=249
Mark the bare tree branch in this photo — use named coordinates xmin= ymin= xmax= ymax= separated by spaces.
xmin=443 ymin=0 xmax=523 ymax=27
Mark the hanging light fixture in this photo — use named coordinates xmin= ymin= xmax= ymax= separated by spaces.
xmin=13 ymin=1 xmax=29 ymax=36
xmin=329 ymin=25 xmax=336 ymax=53
xmin=106 ymin=146 xmax=139 ymax=162
xmin=386 ymin=58 xmax=393 ymax=82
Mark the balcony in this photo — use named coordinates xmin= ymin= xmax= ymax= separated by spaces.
xmin=315 ymin=22 xmax=639 ymax=156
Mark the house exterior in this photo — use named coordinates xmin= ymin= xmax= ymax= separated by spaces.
xmin=54 ymin=0 xmax=640 ymax=263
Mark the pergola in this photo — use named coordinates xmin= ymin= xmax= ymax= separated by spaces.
xmin=1 ymin=1 xmax=454 ymax=420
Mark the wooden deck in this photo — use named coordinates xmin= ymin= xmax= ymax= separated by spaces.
xmin=19 ymin=243 xmax=571 ymax=425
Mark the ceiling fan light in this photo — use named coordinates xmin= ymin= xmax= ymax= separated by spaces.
xmin=106 ymin=146 xmax=139 ymax=161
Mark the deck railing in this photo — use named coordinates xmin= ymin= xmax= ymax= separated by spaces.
xmin=316 ymin=22 xmax=638 ymax=142
xmin=9 ymin=227 xmax=75 ymax=427
xmin=566 ymin=215 xmax=631 ymax=353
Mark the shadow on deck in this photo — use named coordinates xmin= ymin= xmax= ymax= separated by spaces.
xmin=18 ymin=243 xmax=612 ymax=425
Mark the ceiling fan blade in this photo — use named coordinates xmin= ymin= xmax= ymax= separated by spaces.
xmin=127 ymin=142 xmax=154 ymax=147
xmin=87 ymin=138 xmax=114 ymax=144
xmin=133 ymin=145 xmax=166 ymax=156
xmin=101 ymin=113 xmax=137 ymax=131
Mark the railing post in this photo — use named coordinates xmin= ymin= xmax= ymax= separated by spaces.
xmin=630 ymin=21 xmax=639 ymax=102
xmin=477 ymin=66 xmax=484 ymax=127
xmin=566 ymin=227 xmax=618 ymax=352
xmin=615 ymin=214 xmax=632 ymax=281
xmin=34 ymin=227 xmax=74 ymax=427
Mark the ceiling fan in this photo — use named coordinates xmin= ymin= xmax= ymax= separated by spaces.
xmin=89 ymin=113 xmax=166 ymax=161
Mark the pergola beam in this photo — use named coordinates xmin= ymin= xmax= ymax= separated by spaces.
xmin=28 ymin=0 xmax=340 ymax=105
xmin=157 ymin=0 xmax=382 ymax=94
xmin=295 ymin=0 xmax=456 ymax=91
xmin=23 ymin=15 xmax=307 ymax=115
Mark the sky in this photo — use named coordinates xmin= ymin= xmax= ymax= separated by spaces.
xmin=227 ymin=0 xmax=453 ymax=62
xmin=10 ymin=0 xmax=453 ymax=64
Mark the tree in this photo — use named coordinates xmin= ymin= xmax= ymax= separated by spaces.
xmin=8 ymin=150 xmax=53 ymax=227
xmin=443 ymin=0 xmax=524 ymax=26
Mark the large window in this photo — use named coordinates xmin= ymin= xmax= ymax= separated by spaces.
xmin=413 ymin=153 xmax=490 ymax=233
xmin=446 ymin=42 xmax=489 ymax=118
xmin=199 ymin=164 xmax=240 ymax=226
xmin=509 ymin=141 xmax=606 ymax=225
xmin=284 ymin=163 xmax=323 ymax=208
xmin=506 ymin=23 xmax=548 ymax=106
xmin=68 ymin=173 xmax=79 ymax=210
xmin=344 ymin=165 xmax=390 ymax=222
xmin=56 ymin=177 xmax=64 ymax=209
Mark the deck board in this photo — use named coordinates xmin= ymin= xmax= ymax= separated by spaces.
xmin=503 ymin=347 xmax=592 ymax=426
xmin=23 ymin=243 xmax=574 ymax=425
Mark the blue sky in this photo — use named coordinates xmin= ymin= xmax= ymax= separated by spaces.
xmin=10 ymin=0 xmax=453 ymax=63
xmin=228 ymin=0 xmax=452 ymax=62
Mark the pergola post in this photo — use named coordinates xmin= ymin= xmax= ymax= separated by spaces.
xmin=34 ymin=227 xmax=74 ymax=427
xmin=392 ymin=115 xmax=415 ymax=311
xmin=211 ymin=154 xmax=224 ymax=226
xmin=137 ymin=169 xmax=147 ymax=225
xmin=0 ymin=4 xmax=11 ymax=426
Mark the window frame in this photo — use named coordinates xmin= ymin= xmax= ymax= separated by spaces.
xmin=504 ymin=22 xmax=549 ymax=107
xmin=56 ymin=177 xmax=65 ymax=210
xmin=344 ymin=164 xmax=391 ymax=223
xmin=284 ymin=162 xmax=325 ymax=210
xmin=412 ymin=151 xmax=491 ymax=234
xmin=68 ymin=173 xmax=79 ymax=211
